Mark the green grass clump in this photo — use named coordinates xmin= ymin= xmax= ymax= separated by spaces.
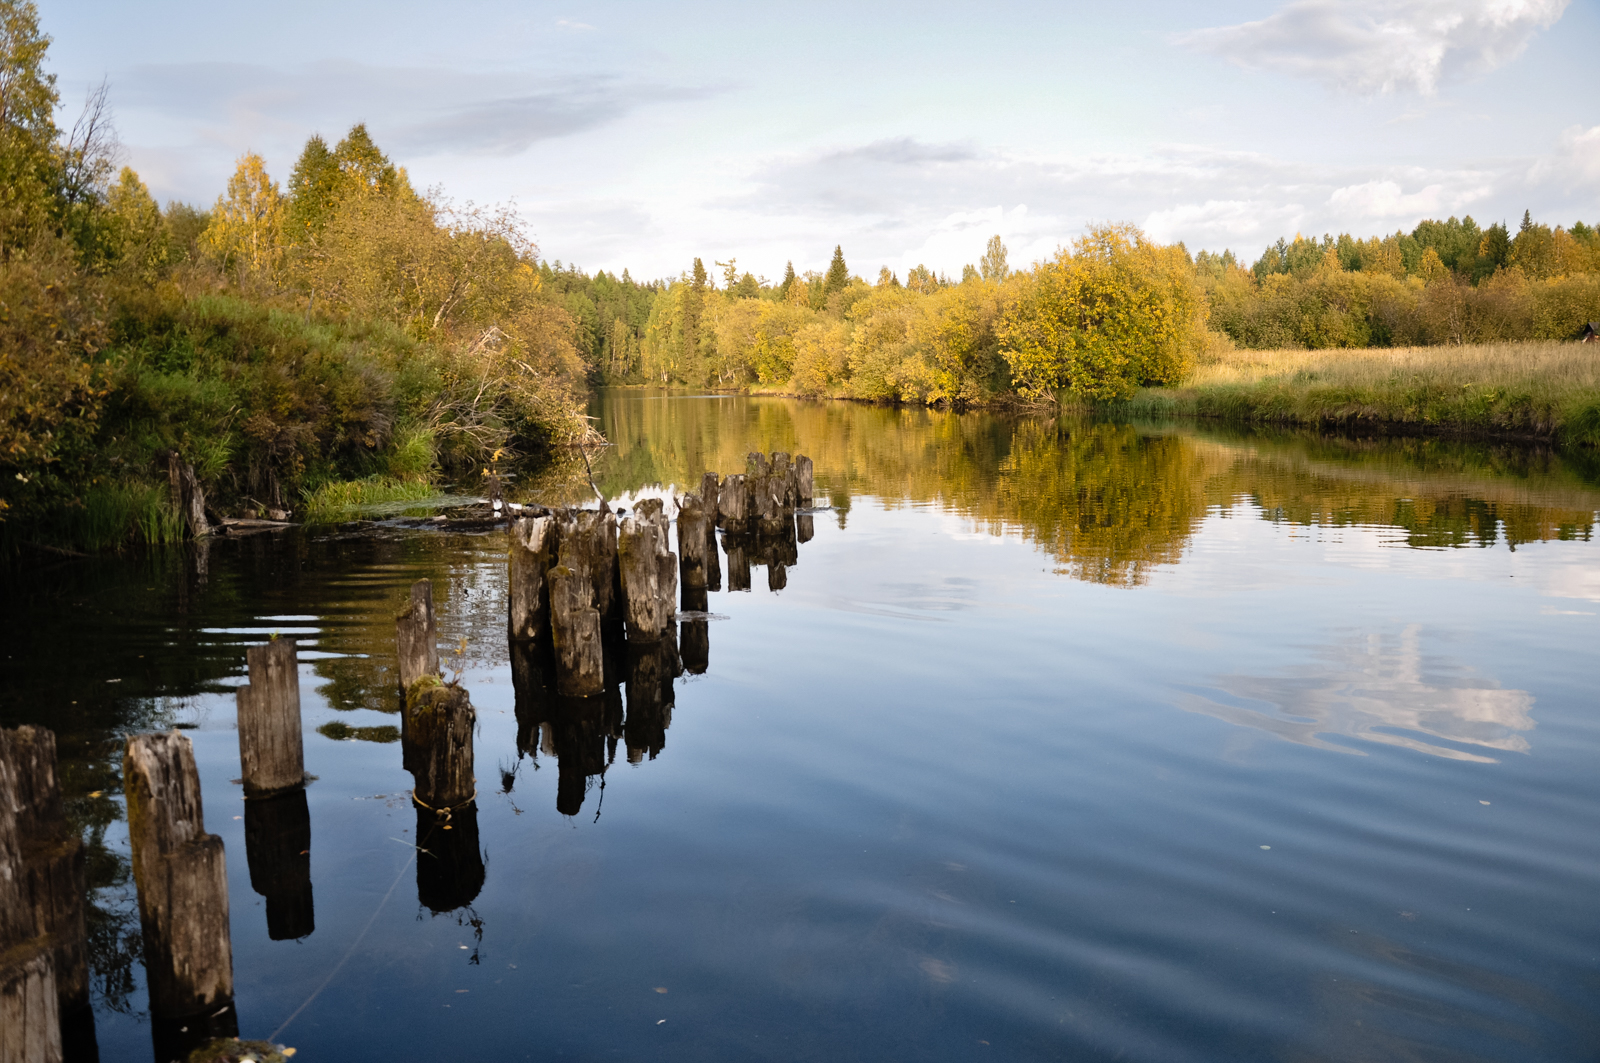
xmin=299 ymin=476 xmax=439 ymax=523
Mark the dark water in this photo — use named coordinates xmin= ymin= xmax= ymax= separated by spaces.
xmin=5 ymin=392 xmax=1600 ymax=1062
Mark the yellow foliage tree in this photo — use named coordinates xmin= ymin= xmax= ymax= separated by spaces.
xmin=202 ymin=153 xmax=285 ymax=280
xmin=998 ymin=224 xmax=1203 ymax=401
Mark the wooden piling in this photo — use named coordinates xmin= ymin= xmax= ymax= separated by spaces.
xmin=795 ymin=454 xmax=814 ymax=506
xmin=618 ymin=506 xmax=676 ymax=642
xmin=550 ymin=567 xmax=604 ymax=696
xmin=725 ymin=530 xmax=751 ymax=592
xmin=405 ymin=679 xmax=477 ymax=812
xmin=770 ymin=452 xmax=794 ymax=509
xmin=508 ymin=515 xmax=558 ymax=641
xmin=624 ymin=634 xmax=680 ymax=764
xmin=700 ymin=472 xmax=720 ymax=518
xmin=122 ymin=732 xmax=236 ymax=1034
xmin=237 ymin=638 xmax=304 ymax=798
xmin=717 ymin=474 xmax=748 ymax=529
xmin=0 ymin=726 xmax=89 ymax=1040
xmin=396 ymin=579 xmax=439 ymax=690
xmin=678 ymin=492 xmax=708 ymax=599
xmin=0 ymin=727 xmax=72 ymax=1063
xmin=681 ymin=619 xmax=710 ymax=675
xmin=415 ymin=803 xmax=484 ymax=913
xmin=797 ymin=513 xmax=815 ymax=544
xmin=243 ymin=788 xmax=313 ymax=941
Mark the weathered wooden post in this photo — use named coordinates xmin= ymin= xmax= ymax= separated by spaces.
xmin=681 ymin=619 xmax=710 ymax=676
xmin=677 ymin=491 xmax=708 ymax=603
xmin=717 ymin=474 xmax=748 ymax=529
xmin=618 ymin=502 xmax=676 ymax=642
xmin=550 ymin=567 xmax=603 ymax=695
xmin=747 ymin=453 xmax=775 ymax=523
xmin=405 ymin=678 xmax=477 ymax=814
xmin=396 ymin=579 xmax=439 ymax=690
xmin=123 ymin=732 xmax=237 ymax=1055
xmin=768 ymin=560 xmax=788 ymax=592
xmin=797 ymin=513 xmax=815 ymax=544
xmin=2 ymin=725 xmax=95 ymax=1063
xmin=243 ymin=788 xmax=313 ymax=941
xmin=237 ymin=638 xmax=304 ymax=797
xmin=578 ymin=509 xmax=622 ymax=637
xmin=770 ymin=452 xmax=794 ymax=509
xmin=795 ymin=454 xmax=814 ymax=506
xmin=725 ymin=529 xmax=751 ymax=592
xmin=508 ymin=515 xmax=558 ymax=641
xmin=700 ymin=472 xmax=720 ymax=519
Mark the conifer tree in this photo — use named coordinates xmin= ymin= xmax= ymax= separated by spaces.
xmin=286 ymin=134 xmax=340 ymax=241
xmin=778 ymin=260 xmax=796 ymax=299
xmin=824 ymin=245 xmax=848 ymax=296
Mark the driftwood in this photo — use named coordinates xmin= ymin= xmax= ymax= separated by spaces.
xmin=167 ymin=453 xmax=211 ymax=539
xmin=396 ymin=580 xmax=440 ymax=690
xmin=237 ymin=638 xmax=304 ymax=797
xmin=122 ymin=732 xmax=236 ymax=1033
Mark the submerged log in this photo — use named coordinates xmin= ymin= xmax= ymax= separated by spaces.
xmin=795 ymin=454 xmax=814 ymax=506
xmin=396 ymin=580 xmax=439 ymax=691
xmin=678 ymin=492 xmax=708 ymax=598
xmin=122 ymin=732 xmax=236 ymax=1040
xmin=236 ymin=638 xmax=304 ymax=798
xmin=243 ymin=789 xmax=313 ymax=941
xmin=405 ymin=679 xmax=477 ymax=811
xmin=508 ymin=515 xmax=558 ymax=641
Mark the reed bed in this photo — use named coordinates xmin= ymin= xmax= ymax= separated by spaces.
xmin=1122 ymin=341 xmax=1600 ymax=445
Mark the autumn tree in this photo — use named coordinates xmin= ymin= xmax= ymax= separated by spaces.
xmin=203 ymin=152 xmax=285 ymax=280
xmin=980 ymin=235 xmax=1009 ymax=281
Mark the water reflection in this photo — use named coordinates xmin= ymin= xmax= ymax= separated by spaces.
xmin=591 ymin=392 xmax=1599 ymax=587
xmin=1180 ymin=625 xmax=1535 ymax=762
xmin=243 ymin=789 xmax=314 ymax=940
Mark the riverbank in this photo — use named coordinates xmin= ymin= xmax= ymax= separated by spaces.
xmin=1114 ymin=341 xmax=1600 ymax=447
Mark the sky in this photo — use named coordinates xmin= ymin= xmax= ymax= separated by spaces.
xmin=35 ymin=0 xmax=1600 ymax=282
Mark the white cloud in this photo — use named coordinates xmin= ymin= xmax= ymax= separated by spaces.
xmin=1528 ymin=124 xmax=1600 ymax=188
xmin=1326 ymin=177 xmax=1489 ymax=218
xmin=1177 ymin=0 xmax=1569 ymax=95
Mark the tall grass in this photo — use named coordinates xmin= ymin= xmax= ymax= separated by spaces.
xmin=1120 ymin=341 xmax=1600 ymax=445
xmin=299 ymin=477 xmax=440 ymax=523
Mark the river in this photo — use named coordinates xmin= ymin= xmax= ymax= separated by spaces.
xmin=4 ymin=390 xmax=1599 ymax=1061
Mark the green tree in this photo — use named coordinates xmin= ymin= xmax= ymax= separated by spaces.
xmin=102 ymin=166 xmax=167 ymax=277
xmin=824 ymin=245 xmax=849 ymax=298
xmin=285 ymin=134 xmax=340 ymax=242
xmin=778 ymin=260 xmax=796 ymax=300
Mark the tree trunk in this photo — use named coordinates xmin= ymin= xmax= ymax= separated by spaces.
xmin=166 ymin=453 xmax=211 ymax=539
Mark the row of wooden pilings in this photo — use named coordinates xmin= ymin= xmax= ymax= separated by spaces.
xmin=507 ymin=451 xmax=814 ymax=692
xmin=0 ymin=451 xmax=817 ymax=1062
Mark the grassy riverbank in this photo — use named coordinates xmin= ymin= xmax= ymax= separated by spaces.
xmin=1114 ymin=342 xmax=1600 ymax=446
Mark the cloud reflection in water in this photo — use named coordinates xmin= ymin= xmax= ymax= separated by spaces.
xmin=1179 ymin=624 xmax=1533 ymax=762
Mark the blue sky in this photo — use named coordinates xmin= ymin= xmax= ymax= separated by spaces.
xmin=36 ymin=0 xmax=1600 ymax=280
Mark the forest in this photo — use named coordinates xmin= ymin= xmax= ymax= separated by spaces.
xmin=3 ymin=0 xmax=1600 ymax=551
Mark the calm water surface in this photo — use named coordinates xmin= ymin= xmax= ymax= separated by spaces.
xmin=5 ymin=392 xmax=1600 ymax=1062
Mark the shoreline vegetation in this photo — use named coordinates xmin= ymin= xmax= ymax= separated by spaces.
xmin=4 ymin=1 xmax=1599 ymax=554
